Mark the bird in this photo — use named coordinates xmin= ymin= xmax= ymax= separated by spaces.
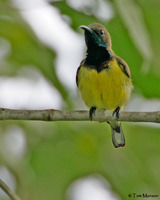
xmin=76 ymin=23 xmax=133 ymax=148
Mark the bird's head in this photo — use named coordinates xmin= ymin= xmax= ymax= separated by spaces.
xmin=79 ymin=23 xmax=112 ymax=50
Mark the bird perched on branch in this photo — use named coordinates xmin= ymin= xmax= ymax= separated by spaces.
xmin=76 ymin=23 xmax=133 ymax=148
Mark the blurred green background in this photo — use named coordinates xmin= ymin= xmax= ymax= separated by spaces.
xmin=0 ymin=0 xmax=160 ymax=199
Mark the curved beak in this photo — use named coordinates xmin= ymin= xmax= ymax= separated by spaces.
xmin=79 ymin=25 xmax=93 ymax=33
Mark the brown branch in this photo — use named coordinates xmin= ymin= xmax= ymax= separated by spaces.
xmin=0 ymin=108 xmax=159 ymax=123
xmin=0 ymin=179 xmax=21 ymax=200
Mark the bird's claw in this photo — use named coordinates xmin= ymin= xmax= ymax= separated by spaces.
xmin=89 ymin=107 xmax=96 ymax=121
xmin=113 ymin=106 xmax=120 ymax=120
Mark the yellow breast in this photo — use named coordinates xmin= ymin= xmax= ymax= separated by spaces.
xmin=77 ymin=59 xmax=132 ymax=110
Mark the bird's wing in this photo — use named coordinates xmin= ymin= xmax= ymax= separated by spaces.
xmin=76 ymin=60 xmax=85 ymax=87
xmin=115 ymin=56 xmax=131 ymax=78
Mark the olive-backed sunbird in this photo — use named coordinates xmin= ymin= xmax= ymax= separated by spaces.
xmin=76 ymin=23 xmax=133 ymax=148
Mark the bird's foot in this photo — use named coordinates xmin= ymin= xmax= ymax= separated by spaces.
xmin=89 ymin=107 xmax=96 ymax=121
xmin=112 ymin=106 xmax=120 ymax=120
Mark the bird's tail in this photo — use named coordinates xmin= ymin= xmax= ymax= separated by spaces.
xmin=109 ymin=121 xmax=125 ymax=148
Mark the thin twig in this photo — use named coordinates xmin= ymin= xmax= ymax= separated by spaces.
xmin=0 ymin=108 xmax=159 ymax=123
xmin=0 ymin=179 xmax=21 ymax=200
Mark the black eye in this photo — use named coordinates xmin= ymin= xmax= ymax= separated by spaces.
xmin=100 ymin=30 xmax=104 ymax=35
